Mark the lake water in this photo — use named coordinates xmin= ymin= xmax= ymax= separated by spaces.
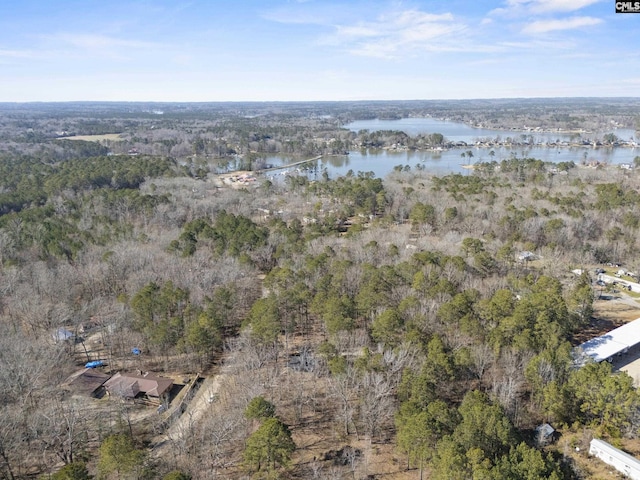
xmin=308 ymin=144 xmax=639 ymax=177
xmin=268 ymin=118 xmax=640 ymax=178
xmin=345 ymin=117 xmax=638 ymax=144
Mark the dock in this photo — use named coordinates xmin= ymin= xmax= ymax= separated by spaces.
xmin=257 ymin=155 xmax=322 ymax=173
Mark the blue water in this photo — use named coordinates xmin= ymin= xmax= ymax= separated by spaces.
xmin=345 ymin=118 xmax=637 ymax=145
xmin=267 ymin=118 xmax=640 ymax=178
xmin=308 ymin=145 xmax=639 ymax=177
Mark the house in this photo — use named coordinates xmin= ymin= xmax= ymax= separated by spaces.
xmin=62 ymin=368 xmax=111 ymax=397
xmin=104 ymin=372 xmax=173 ymax=404
xmin=589 ymin=438 xmax=640 ymax=480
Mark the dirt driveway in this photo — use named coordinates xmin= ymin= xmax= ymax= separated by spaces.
xmin=151 ymin=361 xmax=232 ymax=456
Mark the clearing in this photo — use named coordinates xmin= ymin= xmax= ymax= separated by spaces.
xmin=62 ymin=133 xmax=123 ymax=142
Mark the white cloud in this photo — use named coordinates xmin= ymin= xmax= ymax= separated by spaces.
xmin=52 ymin=33 xmax=160 ymax=51
xmin=267 ymin=2 xmax=606 ymax=60
xmin=0 ymin=49 xmax=36 ymax=59
xmin=522 ymin=16 xmax=602 ymax=34
xmin=499 ymin=38 xmax=576 ymax=49
xmin=320 ymin=9 xmax=469 ymax=58
xmin=334 ymin=25 xmax=381 ymax=39
xmin=529 ymin=0 xmax=603 ymax=13
xmin=490 ymin=0 xmax=603 ymax=16
xmin=28 ymin=32 xmax=166 ymax=62
xmin=262 ymin=4 xmax=348 ymax=25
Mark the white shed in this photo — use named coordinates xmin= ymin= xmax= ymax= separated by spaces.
xmin=589 ymin=438 xmax=640 ymax=480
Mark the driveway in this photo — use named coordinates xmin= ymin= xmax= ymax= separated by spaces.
xmin=151 ymin=360 xmax=232 ymax=456
xmin=598 ymin=274 xmax=640 ymax=293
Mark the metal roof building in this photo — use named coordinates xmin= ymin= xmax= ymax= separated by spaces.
xmin=575 ymin=317 xmax=640 ymax=365
xmin=590 ymin=438 xmax=640 ymax=480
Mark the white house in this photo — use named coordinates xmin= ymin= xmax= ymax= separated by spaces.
xmin=589 ymin=438 xmax=640 ymax=480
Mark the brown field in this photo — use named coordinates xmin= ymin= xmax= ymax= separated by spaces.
xmin=62 ymin=133 xmax=124 ymax=142
xmin=573 ymin=296 xmax=640 ymax=345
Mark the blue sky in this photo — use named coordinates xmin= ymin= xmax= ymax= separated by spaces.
xmin=0 ymin=0 xmax=637 ymax=101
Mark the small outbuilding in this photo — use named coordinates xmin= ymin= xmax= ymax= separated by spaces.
xmin=535 ymin=423 xmax=556 ymax=446
xmin=589 ymin=438 xmax=640 ymax=480
xmin=517 ymin=251 xmax=537 ymax=262
xmin=53 ymin=328 xmax=75 ymax=343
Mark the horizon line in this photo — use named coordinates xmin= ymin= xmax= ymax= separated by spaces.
xmin=1 ymin=96 xmax=640 ymax=105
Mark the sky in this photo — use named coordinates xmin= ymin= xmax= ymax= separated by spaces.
xmin=0 ymin=0 xmax=638 ymax=102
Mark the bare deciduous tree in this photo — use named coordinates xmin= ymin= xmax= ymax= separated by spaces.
xmin=359 ymin=371 xmax=394 ymax=441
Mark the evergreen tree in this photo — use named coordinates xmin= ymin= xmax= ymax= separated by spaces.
xmin=244 ymin=418 xmax=296 ymax=473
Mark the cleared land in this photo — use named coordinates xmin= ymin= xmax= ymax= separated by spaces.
xmin=62 ymin=133 xmax=123 ymax=141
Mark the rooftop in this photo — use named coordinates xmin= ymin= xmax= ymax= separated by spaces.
xmin=104 ymin=372 xmax=173 ymax=399
xmin=62 ymin=368 xmax=111 ymax=396
xmin=576 ymin=317 xmax=640 ymax=365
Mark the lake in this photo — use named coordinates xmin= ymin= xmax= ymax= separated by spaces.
xmin=266 ymin=118 xmax=640 ymax=179
xmin=345 ymin=117 xmax=638 ymax=145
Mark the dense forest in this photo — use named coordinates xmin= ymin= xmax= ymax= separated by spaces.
xmin=1 ymin=101 xmax=640 ymax=480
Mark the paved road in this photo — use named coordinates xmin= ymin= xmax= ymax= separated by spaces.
xmin=598 ymin=273 xmax=640 ymax=293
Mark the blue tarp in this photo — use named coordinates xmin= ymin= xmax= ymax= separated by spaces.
xmin=85 ymin=360 xmax=104 ymax=368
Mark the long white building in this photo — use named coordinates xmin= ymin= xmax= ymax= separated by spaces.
xmin=590 ymin=438 xmax=640 ymax=479
xmin=575 ymin=317 xmax=640 ymax=366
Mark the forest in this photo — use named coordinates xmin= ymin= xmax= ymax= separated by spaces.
xmin=1 ymin=101 xmax=640 ymax=480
